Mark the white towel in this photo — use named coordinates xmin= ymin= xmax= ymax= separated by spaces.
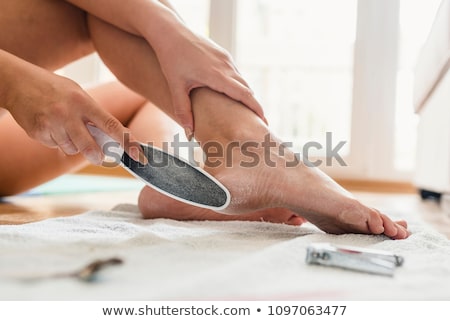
xmin=1 ymin=203 xmax=449 ymax=300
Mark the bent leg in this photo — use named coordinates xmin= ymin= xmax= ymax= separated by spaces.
xmin=0 ymin=0 xmax=94 ymax=70
xmin=87 ymin=16 xmax=175 ymax=118
xmin=87 ymin=15 xmax=410 ymax=238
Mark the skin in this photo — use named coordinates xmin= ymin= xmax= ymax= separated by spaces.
xmin=138 ymin=88 xmax=409 ymax=239
xmin=0 ymin=0 xmax=263 ymax=164
xmin=0 ymin=82 xmax=144 ymax=195
xmin=86 ymin=15 xmax=409 ymax=238
xmin=0 ymin=0 xmax=410 ymax=238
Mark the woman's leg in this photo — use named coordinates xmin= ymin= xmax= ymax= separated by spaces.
xmin=85 ymin=16 xmax=409 ymax=238
xmin=0 ymin=5 xmax=409 ymax=237
xmin=0 ymin=0 xmax=94 ymax=70
xmin=136 ymin=88 xmax=408 ymax=238
xmin=86 ymin=16 xmax=176 ymax=120
xmin=0 ymin=2 xmax=303 ymax=227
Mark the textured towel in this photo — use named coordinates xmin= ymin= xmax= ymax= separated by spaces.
xmin=1 ymin=203 xmax=450 ymax=300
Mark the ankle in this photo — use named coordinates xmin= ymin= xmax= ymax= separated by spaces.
xmin=191 ymin=88 xmax=268 ymax=143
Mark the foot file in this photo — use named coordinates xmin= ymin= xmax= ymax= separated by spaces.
xmin=87 ymin=125 xmax=231 ymax=211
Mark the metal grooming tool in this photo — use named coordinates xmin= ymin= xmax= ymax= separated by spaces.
xmin=305 ymin=243 xmax=404 ymax=276
xmin=19 ymin=257 xmax=123 ymax=283
xmin=87 ymin=125 xmax=231 ymax=210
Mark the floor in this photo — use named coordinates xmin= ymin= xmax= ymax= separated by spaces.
xmin=0 ymin=190 xmax=139 ymax=225
xmin=1 ymin=187 xmax=449 ymax=239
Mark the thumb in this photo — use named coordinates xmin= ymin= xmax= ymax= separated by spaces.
xmin=89 ymin=116 xmax=147 ymax=165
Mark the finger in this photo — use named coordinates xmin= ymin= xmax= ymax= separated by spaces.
xmin=40 ymin=137 xmax=59 ymax=149
xmin=122 ymin=129 xmax=149 ymax=165
xmin=91 ymin=114 xmax=147 ymax=165
xmin=171 ymin=86 xmax=195 ymax=140
xmin=30 ymin=130 xmax=59 ymax=149
xmin=50 ymin=130 xmax=78 ymax=155
xmin=228 ymin=70 xmax=250 ymax=88
xmin=66 ymin=123 xmax=104 ymax=165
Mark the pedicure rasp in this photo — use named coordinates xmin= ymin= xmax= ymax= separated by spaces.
xmin=87 ymin=125 xmax=230 ymax=210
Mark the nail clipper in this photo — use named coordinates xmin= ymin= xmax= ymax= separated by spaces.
xmin=305 ymin=243 xmax=404 ymax=276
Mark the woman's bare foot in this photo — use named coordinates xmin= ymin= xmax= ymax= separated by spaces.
xmin=196 ymin=145 xmax=408 ymax=239
xmin=187 ymin=89 xmax=410 ymax=239
xmin=138 ymin=186 xmax=307 ymax=226
xmin=137 ymin=88 xmax=410 ymax=239
xmin=209 ymin=142 xmax=409 ymax=239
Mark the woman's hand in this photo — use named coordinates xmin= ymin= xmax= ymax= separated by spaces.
xmin=1 ymin=51 xmax=143 ymax=165
xmin=155 ymin=27 xmax=266 ymax=139
xmin=64 ymin=0 xmax=266 ymax=139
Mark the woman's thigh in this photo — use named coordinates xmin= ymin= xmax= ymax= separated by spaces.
xmin=0 ymin=0 xmax=94 ymax=70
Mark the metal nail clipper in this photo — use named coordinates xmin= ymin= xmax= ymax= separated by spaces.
xmin=305 ymin=243 xmax=404 ymax=276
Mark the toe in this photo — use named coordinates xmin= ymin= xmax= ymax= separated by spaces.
xmin=391 ymin=223 xmax=410 ymax=239
xmin=286 ymin=215 xmax=307 ymax=226
xmin=395 ymin=220 xmax=408 ymax=229
xmin=379 ymin=216 xmax=410 ymax=239
xmin=366 ymin=208 xmax=385 ymax=234
xmin=379 ymin=214 xmax=398 ymax=237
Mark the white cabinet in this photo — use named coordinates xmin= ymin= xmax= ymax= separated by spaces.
xmin=414 ymin=0 xmax=450 ymax=208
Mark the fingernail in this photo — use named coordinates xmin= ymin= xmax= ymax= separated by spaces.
xmin=131 ymin=147 xmax=148 ymax=165
xmin=85 ymin=150 xmax=103 ymax=166
xmin=184 ymin=127 xmax=194 ymax=141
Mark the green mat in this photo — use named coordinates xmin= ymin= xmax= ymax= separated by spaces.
xmin=23 ymin=174 xmax=145 ymax=196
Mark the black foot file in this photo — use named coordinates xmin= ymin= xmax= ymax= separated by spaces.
xmin=87 ymin=125 xmax=231 ymax=210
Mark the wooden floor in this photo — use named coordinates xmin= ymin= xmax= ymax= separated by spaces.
xmin=1 ymin=185 xmax=449 ymax=239
xmin=0 ymin=190 xmax=139 ymax=225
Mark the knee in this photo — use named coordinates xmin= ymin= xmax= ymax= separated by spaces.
xmin=0 ymin=182 xmax=28 ymax=197
xmin=26 ymin=0 xmax=95 ymax=69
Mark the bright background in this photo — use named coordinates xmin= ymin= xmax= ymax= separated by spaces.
xmin=59 ymin=0 xmax=443 ymax=183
